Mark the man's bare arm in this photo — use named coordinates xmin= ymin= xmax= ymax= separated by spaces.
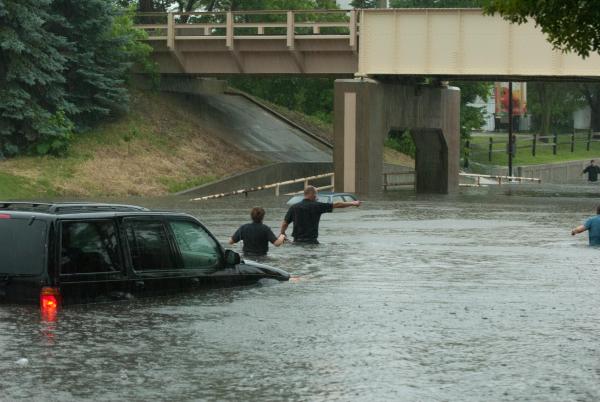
xmin=571 ymin=225 xmax=587 ymax=236
xmin=280 ymin=221 xmax=289 ymax=235
xmin=228 ymin=237 xmax=236 ymax=245
xmin=333 ymin=200 xmax=361 ymax=209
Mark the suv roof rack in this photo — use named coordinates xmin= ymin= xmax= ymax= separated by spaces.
xmin=0 ymin=202 xmax=150 ymax=214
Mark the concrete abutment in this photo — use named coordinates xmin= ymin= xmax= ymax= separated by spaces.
xmin=333 ymin=78 xmax=460 ymax=195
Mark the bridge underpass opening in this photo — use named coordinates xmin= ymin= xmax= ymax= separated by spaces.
xmin=334 ymin=78 xmax=459 ymax=195
xmin=385 ymin=128 xmax=449 ymax=194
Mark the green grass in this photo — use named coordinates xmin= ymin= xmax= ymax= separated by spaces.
xmin=467 ymin=133 xmax=600 ymax=166
xmin=0 ymin=88 xmax=263 ymax=199
xmin=0 ymin=172 xmax=58 ymax=200
xmin=158 ymin=175 xmax=218 ymax=193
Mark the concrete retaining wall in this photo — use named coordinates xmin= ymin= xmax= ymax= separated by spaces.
xmin=177 ymin=162 xmax=334 ymax=198
xmin=517 ymin=159 xmax=600 ymax=184
xmin=476 ymin=158 xmax=600 ymax=184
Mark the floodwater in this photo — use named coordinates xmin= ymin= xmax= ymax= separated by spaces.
xmin=2 ymin=185 xmax=600 ymax=401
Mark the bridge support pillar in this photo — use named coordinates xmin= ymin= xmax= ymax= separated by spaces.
xmin=333 ymin=78 xmax=460 ymax=194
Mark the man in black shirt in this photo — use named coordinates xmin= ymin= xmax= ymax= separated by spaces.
xmin=582 ymin=160 xmax=600 ymax=182
xmin=280 ymin=186 xmax=361 ymax=243
xmin=229 ymin=207 xmax=285 ymax=256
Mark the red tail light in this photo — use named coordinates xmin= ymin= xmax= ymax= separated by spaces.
xmin=0 ymin=214 xmax=11 ymax=219
xmin=40 ymin=287 xmax=61 ymax=322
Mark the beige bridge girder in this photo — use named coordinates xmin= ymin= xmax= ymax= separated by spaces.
xmin=137 ymin=8 xmax=600 ymax=79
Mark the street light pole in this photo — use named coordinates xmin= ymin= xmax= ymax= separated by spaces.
xmin=508 ymin=81 xmax=513 ymax=177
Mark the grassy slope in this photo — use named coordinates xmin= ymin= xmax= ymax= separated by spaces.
xmin=0 ymin=89 xmax=262 ymax=200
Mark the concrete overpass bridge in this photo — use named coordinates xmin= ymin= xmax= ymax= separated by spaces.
xmin=136 ymin=9 xmax=600 ymax=195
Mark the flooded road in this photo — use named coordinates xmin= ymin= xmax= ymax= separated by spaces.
xmin=2 ymin=186 xmax=600 ymax=401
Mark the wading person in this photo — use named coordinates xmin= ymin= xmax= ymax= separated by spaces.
xmin=571 ymin=205 xmax=600 ymax=246
xmin=582 ymin=160 xmax=600 ymax=182
xmin=229 ymin=207 xmax=285 ymax=256
xmin=280 ymin=186 xmax=361 ymax=244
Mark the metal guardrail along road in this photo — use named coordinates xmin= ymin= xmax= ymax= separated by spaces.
xmin=190 ymin=171 xmax=540 ymax=200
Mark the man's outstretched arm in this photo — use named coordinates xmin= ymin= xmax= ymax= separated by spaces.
xmin=572 ymin=225 xmax=587 ymax=236
xmin=333 ymin=200 xmax=361 ymax=209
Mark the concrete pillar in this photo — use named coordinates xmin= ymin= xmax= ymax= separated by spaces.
xmin=333 ymin=79 xmax=384 ymax=195
xmin=333 ymin=78 xmax=460 ymax=195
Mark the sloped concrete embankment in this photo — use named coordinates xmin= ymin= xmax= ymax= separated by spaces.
xmin=161 ymin=77 xmax=333 ymax=195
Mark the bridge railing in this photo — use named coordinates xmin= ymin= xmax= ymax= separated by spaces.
xmin=135 ymin=9 xmax=358 ymax=49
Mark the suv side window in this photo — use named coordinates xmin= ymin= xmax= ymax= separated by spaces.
xmin=332 ymin=195 xmax=344 ymax=203
xmin=169 ymin=220 xmax=221 ymax=270
xmin=125 ymin=219 xmax=176 ymax=271
xmin=342 ymin=195 xmax=356 ymax=202
xmin=60 ymin=220 xmax=121 ymax=275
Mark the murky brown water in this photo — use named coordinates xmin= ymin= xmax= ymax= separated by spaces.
xmin=2 ymin=185 xmax=600 ymax=401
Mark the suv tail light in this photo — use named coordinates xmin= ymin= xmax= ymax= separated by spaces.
xmin=40 ymin=287 xmax=61 ymax=321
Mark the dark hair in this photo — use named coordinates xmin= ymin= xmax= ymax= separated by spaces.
xmin=597 ymin=204 xmax=600 ymax=215
xmin=251 ymin=207 xmax=265 ymax=223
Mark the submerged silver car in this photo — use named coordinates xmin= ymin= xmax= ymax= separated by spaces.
xmin=286 ymin=192 xmax=358 ymax=205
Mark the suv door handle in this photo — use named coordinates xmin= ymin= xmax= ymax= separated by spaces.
xmin=135 ymin=280 xmax=145 ymax=289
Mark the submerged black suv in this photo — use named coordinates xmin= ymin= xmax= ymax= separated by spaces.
xmin=0 ymin=202 xmax=289 ymax=308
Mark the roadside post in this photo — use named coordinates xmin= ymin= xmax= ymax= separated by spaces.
xmin=508 ymin=81 xmax=513 ymax=177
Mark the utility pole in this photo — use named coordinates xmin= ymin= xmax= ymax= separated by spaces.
xmin=508 ymin=81 xmax=513 ymax=177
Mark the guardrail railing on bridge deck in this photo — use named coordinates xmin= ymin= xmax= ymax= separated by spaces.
xmin=135 ymin=9 xmax=358 ymax=50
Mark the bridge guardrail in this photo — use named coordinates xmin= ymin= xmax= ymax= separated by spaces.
xmin=135 ymin=10 xmax=358 ymax=50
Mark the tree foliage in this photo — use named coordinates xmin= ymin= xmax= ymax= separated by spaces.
xmin=230 ymin=77 xmax=335 ymax=123
xmin=390 ymin=0 xmax=482 ymax=6
xmin=0 ymin=0 xmax=71 ymax=156
xmin=579 ymin=84 xmax=600 ymax=132
xmin=353 ymin=0 xmax=483 ymax=8
xmin=0 ymin=0 xmax=153 ymax=156
xmin=455 ymin=81 xmax=492 ymax=140
xmin=120 ymin=0 xmax=338 ymax=12
xmin=485 ymin=0 xmax=600 ymax=59
xmin=527 ymin=83 xmax=583 ymax=135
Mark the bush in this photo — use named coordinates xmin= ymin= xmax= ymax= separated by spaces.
xmin=385 ymin=130 xmax=416 ymax=158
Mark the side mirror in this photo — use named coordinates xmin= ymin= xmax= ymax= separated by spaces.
xmin=224 ymin=249 xmax=241 ymax=266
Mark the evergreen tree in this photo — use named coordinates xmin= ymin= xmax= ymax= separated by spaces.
xmin=49 ymin=0 xmax=131 ymax=129
xmin=0 ymin=0 xmax=72 ymax=156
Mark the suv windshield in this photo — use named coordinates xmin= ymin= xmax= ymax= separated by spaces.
xmin=0 ymin=218 xmax=47 ymax=275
